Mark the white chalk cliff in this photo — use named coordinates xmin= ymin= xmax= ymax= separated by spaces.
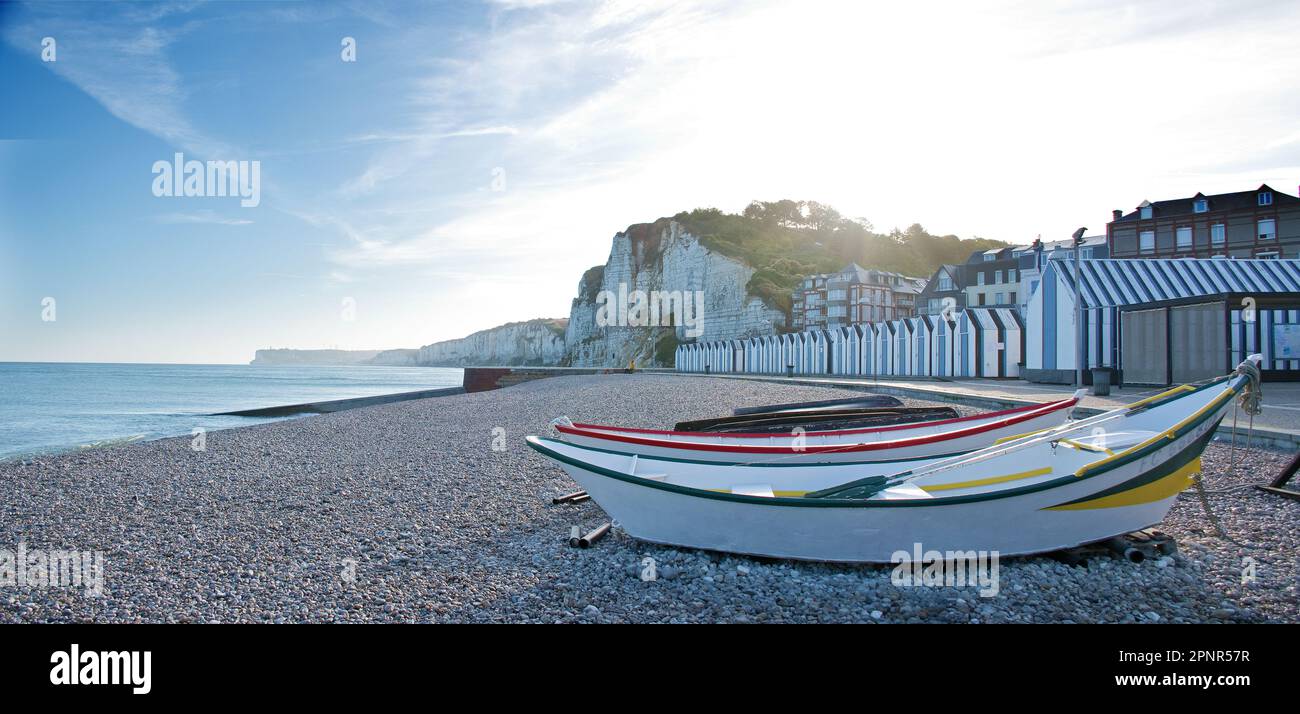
xmin=416 ymin=218 xmax=785 ymax=367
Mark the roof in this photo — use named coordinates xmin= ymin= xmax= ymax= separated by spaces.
xmin=917 ymin=264 xmax=965 ymax=299
xmin=967 ymin=247 xmax=1013 ymax=263
xmin=1049 ymin=258 xmax=1300 ymax=309
xmin=1012 ymin=235 xmax=1106 ymax=254
xmin=828 ymin=263 xmax=924 ymax=285
xmin=1112 ymin=184 xmax=1299 ymax=223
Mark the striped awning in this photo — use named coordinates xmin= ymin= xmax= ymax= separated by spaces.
xmin=1054 ymin=259 xmax=1300 ymax=308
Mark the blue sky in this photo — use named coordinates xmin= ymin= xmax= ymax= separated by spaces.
xmin=2 ymin=0 xmax=1299 ymax=363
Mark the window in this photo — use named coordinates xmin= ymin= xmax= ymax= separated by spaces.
xmin=1080 ymin=248 xmax=1093 ymax=259
xmin=983 ymin=254 xmax=995 ymax=262
xmin=977 ymin=272 xmax=986 ymax=286
xmin=828 ymin=289 xmax=847 ymax=301
xmin=928 ymin=298 xmax=941 ymax=313
xmin=1259 ymin=192 xmax=1273 ymax=206
xmin=1194 ymin=199 xmax=1208 ymax=213
xmin=1256 ymin=250 xmax=1279 ymax=259
xmin=1010 ymin=292 xmax=1017 ymax=304
xmin=1140 ymin=206 xmax=1152 ymax=220
xmin=1008 ymin=269 xmax=1017 ymax=282
xmin=1259 ymin=218 xmax=1276 ymax=240
xmin=994 ymin=270 xmax=1003 ymax=284
xmin=1176 ymin=226 xmax=1192 ymax=250
xmin=995 ymin=292 xmax=1005 ymax=305
xmin=938 ymin=273 xmax=954 ymax=291
xmin=1139 ymin=230 xmax=1155 ymax=254
xmin=977 ymin=294 xmax=986 ymax=306
xmin=1211 ymin=223 xmax=1225 ymax=245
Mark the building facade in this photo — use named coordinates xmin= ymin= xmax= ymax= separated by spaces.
xmin=1015 ymin=235 xmax=1108 ymax=313
xmin=963 ymin=247 xmax=1021 ymax=310
xmin=791 ymin=263 xmax=925 ymax=330
xmin=917 ymin=264 xmax=965 ymax=316
xmin=1107 ymin=184 xmax=1300 ymax=260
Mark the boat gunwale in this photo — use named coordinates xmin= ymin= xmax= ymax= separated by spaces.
xmin=568 ymin=396 xmax=1076 ymax=438
xmin=526 ymin=374 xmax=1244 ymax=509
xmin=555 ymin=396 xmax=1079 ymax=454
xmin=533 ymin=435 xmax=971 ymax=467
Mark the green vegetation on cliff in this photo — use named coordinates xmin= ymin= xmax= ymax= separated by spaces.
xmin=674 ymin=200 xmax=1007 ymax=316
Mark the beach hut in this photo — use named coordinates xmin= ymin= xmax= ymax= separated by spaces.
xmin=763 ymin=335 xmax=780 ymax=373
xmin=911 ymin=316 xmax=932 ymax=377
xmin=955 ymin=310 xmax=976 ymax=377
xmin=815 ymin=329 xmax=834 ymax=374
xmin=850 ymin=324 xmax=869 ymax=375
xmin=828 ymin=327 xmax=848 ymax=375
xmin=782 ymin=333 xmax=796 ymax=373
xmin=961 ymin=308 xmax=1022 ymax=378
xmin=1025 ymin=258 xmax=1300 ymax=385
xmin=876 ymin=321 xmax=895 ymax=375
xmin=889 ymin=319 xmax=909 ymax=376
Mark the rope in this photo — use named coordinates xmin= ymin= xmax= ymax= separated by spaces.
xmin=1184 ymin=358 xmax=1263 ymax=549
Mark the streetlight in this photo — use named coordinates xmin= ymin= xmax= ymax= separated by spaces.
xmin=1072 ymin=226 xmax=1087 ymax=387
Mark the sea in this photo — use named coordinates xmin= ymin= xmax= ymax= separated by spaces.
xmin=0 ymin=362 xmax=464 ymax=461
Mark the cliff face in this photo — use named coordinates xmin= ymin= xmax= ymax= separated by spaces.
xmin=253 ymin=218 xmax=786 ymax=369
xmin=368 ymin=348 xmax=420 ymax=366
xmin=416 ymin=319 xmax=568 ymax=367
xmin=564 ymin=219 xmax=785 ymax=366
xmin=250 ymin=348 xmax=419 ymax=366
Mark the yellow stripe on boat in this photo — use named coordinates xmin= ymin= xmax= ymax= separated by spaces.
xmin=1046 ymin=458 xmax=1200 ymax=511
xmin=920 ymin=467 xmax=1052 ymax=493
xmin=1074 ymin=387 xmax=1234 ymax=478
xmin=1124 ymin=383 xmax=1195 ymax=411
xmin=1057 ymin=438 xmax=1113 ymax=454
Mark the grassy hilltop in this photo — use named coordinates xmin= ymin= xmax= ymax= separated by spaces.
xmin=674 ymin=200 xmax=1007 ymax=315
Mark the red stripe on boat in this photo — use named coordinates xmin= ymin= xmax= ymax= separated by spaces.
xmin=570 ymin=398 xmax=1074 ymax=438
xmin=553 ymin=398 xmax=1076 ymax=454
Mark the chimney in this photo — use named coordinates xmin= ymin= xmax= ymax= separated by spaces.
xmin=1111 ymin=209 xmax=1122 ymax=222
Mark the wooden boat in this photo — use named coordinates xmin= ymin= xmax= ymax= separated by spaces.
xmin=672 ymin=406 xmax=960 ymax=434
xmin=550 ymin=392 xmax=1082 ymax=464
xmin=526 ymin=357 xmax=1260 ymax=562
xmin=730 ymin=395 xmax=902 ymax=416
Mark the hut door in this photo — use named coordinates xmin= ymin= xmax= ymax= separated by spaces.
xmin=1170 ymin=301 xmax=1226 ymax=384
xmin=1121 ymin=308 xmax=1168 ymax=385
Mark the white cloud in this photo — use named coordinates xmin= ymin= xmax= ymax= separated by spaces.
xmin=2 ymin=3 xmax=234 ymax=160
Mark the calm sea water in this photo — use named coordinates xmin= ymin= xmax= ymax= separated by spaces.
xmin=0 ymin=363 xmax=464 ymax=460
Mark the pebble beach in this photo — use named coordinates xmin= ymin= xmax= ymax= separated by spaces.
xmin=1 ymin=374 xmax=1296 ymax=624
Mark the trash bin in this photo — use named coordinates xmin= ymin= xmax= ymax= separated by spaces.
xmin=1091 ymin=367 xmax=1112 ymax=396
xmin=786 ymin=364 xmax=795 ymax=378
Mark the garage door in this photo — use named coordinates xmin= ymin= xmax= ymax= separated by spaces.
xmin=1171 ymin=301 xmax=1226 ymax=384
xmin=1121 ymin=308 xmax=1167 ymax=385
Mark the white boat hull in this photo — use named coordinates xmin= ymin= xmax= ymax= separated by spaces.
xmin=528 ymin=365 xmax=1252 ymax=562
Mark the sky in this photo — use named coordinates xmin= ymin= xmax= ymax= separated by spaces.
xmin=2 ymin=0 xmax=1299 ymax=364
